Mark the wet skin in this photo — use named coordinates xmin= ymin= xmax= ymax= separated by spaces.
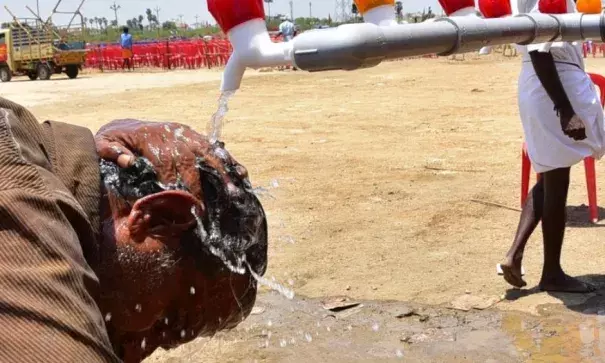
xmin=94 ymin=120 xmax=268 ymax=362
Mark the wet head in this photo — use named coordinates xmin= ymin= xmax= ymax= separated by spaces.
xmin=95 ymin=124 xmax=268 ymax=362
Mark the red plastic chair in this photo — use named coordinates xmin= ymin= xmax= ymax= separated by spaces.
xmin=521 ymin=72 xmax=604 ymax=223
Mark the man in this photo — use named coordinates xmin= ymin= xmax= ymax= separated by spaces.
xmin=277 ymin=18 xmax=296 ymax=71
xmin=277 ymin=17 xmax=295 ymax=43
xmin=120 ymin=27 xmax=133 ymax=71
xmin=499 ymin=0 xmax=605 ymax=293
xmin=0 ymin=97 xmax=268 ymax=362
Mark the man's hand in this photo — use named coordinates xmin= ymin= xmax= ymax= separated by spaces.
xmin=95 ymin=119 xmax=249 ymax=199
xmin=559 ymin=108 xmax=587 ymax=141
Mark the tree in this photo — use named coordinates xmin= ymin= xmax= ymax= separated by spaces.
xmin=89 ymin=18 xmax=94 ymax=29
xmin=162 ymin=21 xmax=177 ymax=30
xmin=102 ymin=17 xmax=109 ymax=30
xmin=111 ymin=20 xmax=118 ymax=27
xmin=352 ymin=3 xmax=358 ymax=15
xmin=145 ymin=8 xmax=159 ymax=29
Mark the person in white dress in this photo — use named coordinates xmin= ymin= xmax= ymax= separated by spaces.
xmin=499 ymin=0 xmax=605 ymax=293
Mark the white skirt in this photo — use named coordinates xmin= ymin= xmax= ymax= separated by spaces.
xmin=519 ymin=63 xmax=605 ymax=173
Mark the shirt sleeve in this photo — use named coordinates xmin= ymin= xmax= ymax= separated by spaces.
xmin=0 ymin=98 xmax=120 ymax=363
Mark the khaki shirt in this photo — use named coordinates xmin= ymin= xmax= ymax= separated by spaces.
xmin=0 ymin=97 xmax=119 ymax=362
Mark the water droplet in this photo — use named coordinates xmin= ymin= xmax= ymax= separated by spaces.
xmin=264 ymin=340 xmax=270 ymax=348
xmin=271 ymin=179 xmax=280 ymax=188
xmin=267 ymin=331 xmax=272 ymax=339
xmin=280 ymin=339 xmax=287 ymax=347
xmin=135 ymin=304 xmax=142 ymax=313
xmin=190 ymin=286 xmax=196 ymax=295
xmin=396 ymin=349 xmax=404 ymax=358
xmin=164 ymin=317 xmax=169 ymax=325
xmin=372 ymin=323 xmax=380 ymax=332
xmin=326 ymin=326 xmax=331 ymax=332
xmin=347 ymin=325 xmax=353 ymax=331
xmin=141 ymin=338 xmax=146 ymax=350
xmin=162 ymin=332 xmax=166 ymax=338
xmin=305 ymin=333 xmax=313 ymax=342
xmin=290 ymin=338 xmax=296 ymax=344
xmin=282 ymin=235 xmax=296 ymax=244
xmin=104 ymin=313 xmax=112 ymax=322
xmin=180 ymin=330 xmax=186 ymax=338
xmin=267 ymin=320 xmax=273 ymax=327
xmin=316 ymin=322 xmax=321 ymax=327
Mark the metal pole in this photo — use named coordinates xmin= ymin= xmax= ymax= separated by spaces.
xmin=291 ymin=13 xmax=604 ymax=72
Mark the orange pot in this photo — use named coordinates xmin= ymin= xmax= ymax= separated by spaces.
xmin=577 ymin=0 xmax=601 ymax=14
xmin=353 ymin=0 xmax=395 ymax=14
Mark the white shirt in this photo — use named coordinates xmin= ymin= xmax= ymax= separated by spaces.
xmin=279 ymin=20 xmax=295 ymax=37
xmin=515 ymin=0 xmax=585 ymax=70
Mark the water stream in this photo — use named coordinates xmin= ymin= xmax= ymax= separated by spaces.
xmin=207 ymin=91 xmax=236 ymax=143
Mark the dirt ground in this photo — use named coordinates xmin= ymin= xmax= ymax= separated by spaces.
xmin=11 ymin=53 xmax=605 ymax=361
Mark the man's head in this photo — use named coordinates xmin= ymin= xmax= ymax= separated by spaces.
xmin=94 ymin=121 xmax=267 ymax=361
xmin=123 ymin=26 xmax=129 ymax=34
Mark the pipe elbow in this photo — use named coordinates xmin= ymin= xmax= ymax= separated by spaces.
xmin=220 ymin=54 xmax=246 ymax=92
xmin=363 ymin=5 xmax=399 ymax=26
xmin=220 ymin=18 xmax=293 ymax=91
xmin=237 ymin=41 xmax=292 ymax=69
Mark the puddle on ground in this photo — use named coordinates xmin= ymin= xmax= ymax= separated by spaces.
xmin=148 ymin=293 xmax=605 ymax=362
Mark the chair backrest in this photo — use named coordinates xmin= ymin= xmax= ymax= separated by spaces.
xmin=588 ymin=72 xmax=605 ymax=107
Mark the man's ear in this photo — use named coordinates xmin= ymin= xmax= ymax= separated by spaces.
xmin=127 ymin=190 xmax=204 ymax=241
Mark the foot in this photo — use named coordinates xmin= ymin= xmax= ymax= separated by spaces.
xmin=500 ymin=258 xmax=527 ymax=288
xmin=539 ymin=272 xmax=596 ymax=293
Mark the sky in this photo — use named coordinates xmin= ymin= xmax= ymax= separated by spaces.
xmin=0 ymin=0 xmax=447 ymax=27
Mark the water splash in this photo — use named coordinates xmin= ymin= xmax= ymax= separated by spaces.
xmin=247 ymin=261 xmax=295 ymax=300
xmin=190 ymin=207 xmax=296 ymax=300
xmin=207 ymin=91 xmax=236 ymax=143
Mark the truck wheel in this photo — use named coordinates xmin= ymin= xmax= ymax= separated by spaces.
xmin=65 ymin=65 xmax=79 ymax=79
xmin=37 ymin=64 xmax=51 ymax=80
xmin=0 ymin=67 xmax=12 ymax=82
xmin=27 ymin=72 xmax=38 ymax=80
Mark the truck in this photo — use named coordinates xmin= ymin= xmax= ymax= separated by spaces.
xmin=0 ymin=14 xmax=87 ymax=82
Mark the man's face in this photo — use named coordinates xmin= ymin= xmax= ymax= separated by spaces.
xmin=95 ymin=135 xmax=267 ymax=360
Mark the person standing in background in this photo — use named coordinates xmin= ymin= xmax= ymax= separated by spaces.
xmin=120 ymin=27 xmax=134 ymax=71
xmin=277 ymin=18 xmax=296 ymax=71
xmin=277 ymin=17 xmax=295 ymax=42
xmin=499 ymin=0 xmax=605 ymax=293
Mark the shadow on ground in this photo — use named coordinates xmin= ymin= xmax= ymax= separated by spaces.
xmin=504 ymin=274 xmax=605 ymax=317
xmin=567 ymin=205 xmax=605 ymax=228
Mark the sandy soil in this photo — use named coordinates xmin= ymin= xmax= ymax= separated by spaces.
xmin=10 ymin=53 xmax=605 ymax=361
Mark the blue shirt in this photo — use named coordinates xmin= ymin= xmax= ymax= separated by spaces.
xmin=120 ymin=33 xmax=133 ymax=49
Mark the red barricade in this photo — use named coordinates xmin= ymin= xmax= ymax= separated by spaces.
xmin=85 ymin=37 xmax=282 ymax=71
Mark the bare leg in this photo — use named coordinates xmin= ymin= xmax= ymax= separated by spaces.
xmin=539 ymin=167 xmax=595 ymax=293
xmin=500 ymin=178 xmax=544 ymax=288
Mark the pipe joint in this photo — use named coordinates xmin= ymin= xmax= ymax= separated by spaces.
xmin=220 ymin=19 xmax=294 ymax=92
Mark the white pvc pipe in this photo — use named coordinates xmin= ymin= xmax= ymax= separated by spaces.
xmin=449 ymin=6 xmax=480 ymax=17
xmin=221 ymin=19 xmax=293 ymax=92
xmin=363 ymin=5 xmax=398 ymax=26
